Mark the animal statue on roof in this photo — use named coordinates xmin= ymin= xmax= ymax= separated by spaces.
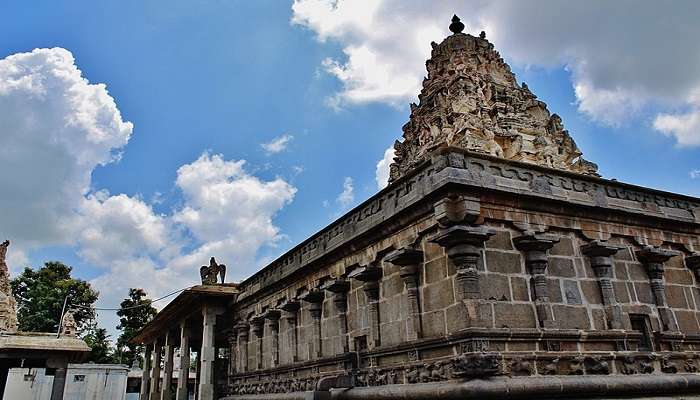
xmin=200 ymin=257 xmax=226 ymax=285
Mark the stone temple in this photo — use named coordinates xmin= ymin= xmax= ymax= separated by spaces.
xmin=134 ymin=16 xmax=700 ymax=400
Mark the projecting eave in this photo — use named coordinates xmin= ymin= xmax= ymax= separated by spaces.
xmin=132 ymin=284 xmax=239 ymax=344
xmin=234 ymin=147 xmax=700 ymax=304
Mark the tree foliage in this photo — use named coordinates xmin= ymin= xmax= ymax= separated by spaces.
xmin=116 ymin=288 xmax=157 ymax=367
xmin=82 ymin=320 xmax=114 ymax=364
xmin=10 ymin=261 xmax=98 ymax=333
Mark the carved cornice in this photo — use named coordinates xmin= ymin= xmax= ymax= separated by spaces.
xmin=236 ymin=149 xmax=700 ymax=306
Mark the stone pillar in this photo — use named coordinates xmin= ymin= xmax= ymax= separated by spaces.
xmin=198 ymin=305 xmax=218 ymax=400
xmin=514 ymin=232 xmax=560 ymax=328
xmin=301 ymin=289 xmax=325 ymax=359
xmin=431 ymin=225 xmax=495 ymax=327
xmin=176 ymin=321 xmax=190 ymax=400
xmin=280 ymin=300 xmax=300 ymax=363
xmin=49 ymin=364 xmax=68 ymax=400
xmin=141 ymin=346 xmax=152 ymax=400
xmin=386 ymin=248 xmax=424 ymax=341
xmin=234 ymin=321 xmax=249 ymax=372
xmin=161 ymin=331 xmax=175 ymax=400
xmin=686 ymin=253 xmax=700 ymax=282
xmin=581 ymin=241 xmax=628 ymax=329
xmin=227 ymin=331 xmax=236 ymax=377
xmin=636 ymin=246 xmax=680 ymax=332
xmin=264 ymin=310 xmax=281 ymax=368
xmin=251 ymin=316 xmax=265 ymax=370
xmin=349 ymin=264 xmax=383 ymax=348
xmin=150 ymin=340 xmax=163 ymax=400
xmin=322 ymin=278 xmax=351 ymax=353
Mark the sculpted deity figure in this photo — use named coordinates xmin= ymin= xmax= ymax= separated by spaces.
xmin=200 ymin=257 xmax=226 ymax=285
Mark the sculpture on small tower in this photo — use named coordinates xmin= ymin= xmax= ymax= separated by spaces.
xmin=200 ymin=257 xmax=226 ymax=285
xmin=0 ymin=240 xmax=18 ymax=333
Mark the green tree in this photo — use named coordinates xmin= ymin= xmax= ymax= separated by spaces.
xmin=10 ymin=261 xmax=98 ymax=333
xmin=116 ymin=288 xmax=157 ymax=367
xmin=82 ymin=320 xmax=115 ymax=364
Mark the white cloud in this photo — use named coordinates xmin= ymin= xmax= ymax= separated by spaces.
xmin=336 ymin=177 xmax=354 ymax=208
xmin=0 ymin=47 xmax=133 ymax=252
xmin=653 ymin=110 xmax=700 ymax=147
xmin=375 ymin=146 xmax=394 ymax=189
xmin=690 ymin=169 xmax=700 ymax=179
xmin=261 ymin=134 xmax=294 ymax=154
xmin=0 ymin=48 xmax=298 ymax=336
xmin=291 ymin=0 xmax=700 ymax=144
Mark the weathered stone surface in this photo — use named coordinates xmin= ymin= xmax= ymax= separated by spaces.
xmin=389 ymin=24 xmax=598 ymax=183
xmin=0 ymin=240 xmax=18 ymax=333
xmin=549 ymin=257 xmax=576 ymax=278
xmin=485 ymin=230 xmax=514 ymax=250
xmin=485 ymin=250 xmax=523 ymax=274
xmin=552 ymin=305 xmax=591 ymax=329
xmin=494 ymin=303 xmax=537 ymax=328
xmin=422 ymin=279 xmax=454 ymax=312
xmin=563 ymin=280 xmax=582 ymax=305
xmin=511 ymin=277 xmax=531 ymax=301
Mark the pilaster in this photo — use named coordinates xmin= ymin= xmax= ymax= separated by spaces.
xmin=321 ymin=278 xmax=351 ymax=353
xmin=581 ymin=241 xmax=628 ymax=329
xmin=349 ymin=264 xmax=383 ymax=348
xmin=385 ymin=247 xmax=424 ymax=341
xmin=514 ymin=232 xmax=560 ymax=328
xmin=636 ymin=246 xmax=680 ymax=332
xmin=301 ymin=289 xmax=325 ymax=359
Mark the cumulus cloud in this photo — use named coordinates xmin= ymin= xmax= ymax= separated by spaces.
xmin=292 ymin=0 xmax=700 ymax=143
xmin=336 ymin=177 xmax=354 ymax=208
xmin=0 ymin=47 xmax=133 ymax=255
xmin=653 ymin=110 xmax=700 ymax=147
xmin=375 ymin=146 xmax=394 ymax=189
xmin=0 ymin=48 xmax=298 ymax=334
xmin=261 ymin=134 xmax=294 ymax=154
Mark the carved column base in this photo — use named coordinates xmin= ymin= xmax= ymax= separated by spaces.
xmin=535 ymin=302 xmax=556 ymax=329
xmin=658 ymin=307 xmax=679 ymax=332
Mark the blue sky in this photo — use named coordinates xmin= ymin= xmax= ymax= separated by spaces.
xmin=1 ymin=1 xmax=699 ymax=333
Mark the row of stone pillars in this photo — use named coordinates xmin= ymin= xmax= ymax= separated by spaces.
xmin=432 ymin=222 xmax=691 ymax=332
xmin=140 ymin=304 xmax=222 ymax=400
xmin=228 ymin=225 xmax=696 ymax=376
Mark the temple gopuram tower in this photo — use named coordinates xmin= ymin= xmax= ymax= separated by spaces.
xmin=136 ymin=16 xmax=700 ymax=400
xmin=391 ymin=15 xmax=598 ymax=183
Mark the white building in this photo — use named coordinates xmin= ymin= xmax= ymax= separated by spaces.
xmin=4 ymin=364 xmax=129 ymax=400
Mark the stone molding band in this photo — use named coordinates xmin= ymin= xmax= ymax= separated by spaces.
xmin=222 ymin=374 xmax=700 ymax=400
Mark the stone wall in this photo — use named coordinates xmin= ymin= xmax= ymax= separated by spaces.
xmin=224 ymin=150 xmax=700 ymax=398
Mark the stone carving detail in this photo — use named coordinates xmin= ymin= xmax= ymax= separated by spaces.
xmin=389 ymin=16 xmax=597 ymax=184
xmin=621 ymin=356 xmax=638 ymax=375
xmin=0 ymin=240 xmax=18 ymax=333
xmin=200 ymin=257 xmax=226 ymax=285
xmin=584 ymin=356 xmax=610 ymax=375
xmin=452 ymin=352 xmax=502 ymax=378
xmin=60 ymin=309 xmax=77 ymax=337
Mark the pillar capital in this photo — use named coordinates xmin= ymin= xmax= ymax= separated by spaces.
xmin=385 ymin=247 xmax=424 ymax=267
xmin=300 ymin=288 xmax=325 ymax=304
xmin=581 ymin=240 xmax=624 ymax=276
xmin=348 ymin=263 xmax=382 ymax=283
xmin=234 ymin=321 xmax=249 ymax=336
xmin=636 ymin=245 xmax=678 ymax=264
xmin=263 ymin=309 xmax=281 ymax=321
xmin=636 ymin=246 xmax=679 ymax=278
xmin=430 ymin=225 xmax=495 ymax=257
xmin=250 ymin=316 xmax=265 ymax=338
xmin=514 ymin=231 xmax=559 ymax=254
xmin=321 ymin=277 xmax=350 ymax=294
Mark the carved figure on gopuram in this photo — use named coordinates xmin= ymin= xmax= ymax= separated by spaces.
xmin=389 ymin=15 xmax=598 ymax=183
xmin=0 ymin=240 xmax=18 ymax=332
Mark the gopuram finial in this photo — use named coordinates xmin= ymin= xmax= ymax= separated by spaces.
xmin=449 ymin=15 xmax=465 ymax=34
